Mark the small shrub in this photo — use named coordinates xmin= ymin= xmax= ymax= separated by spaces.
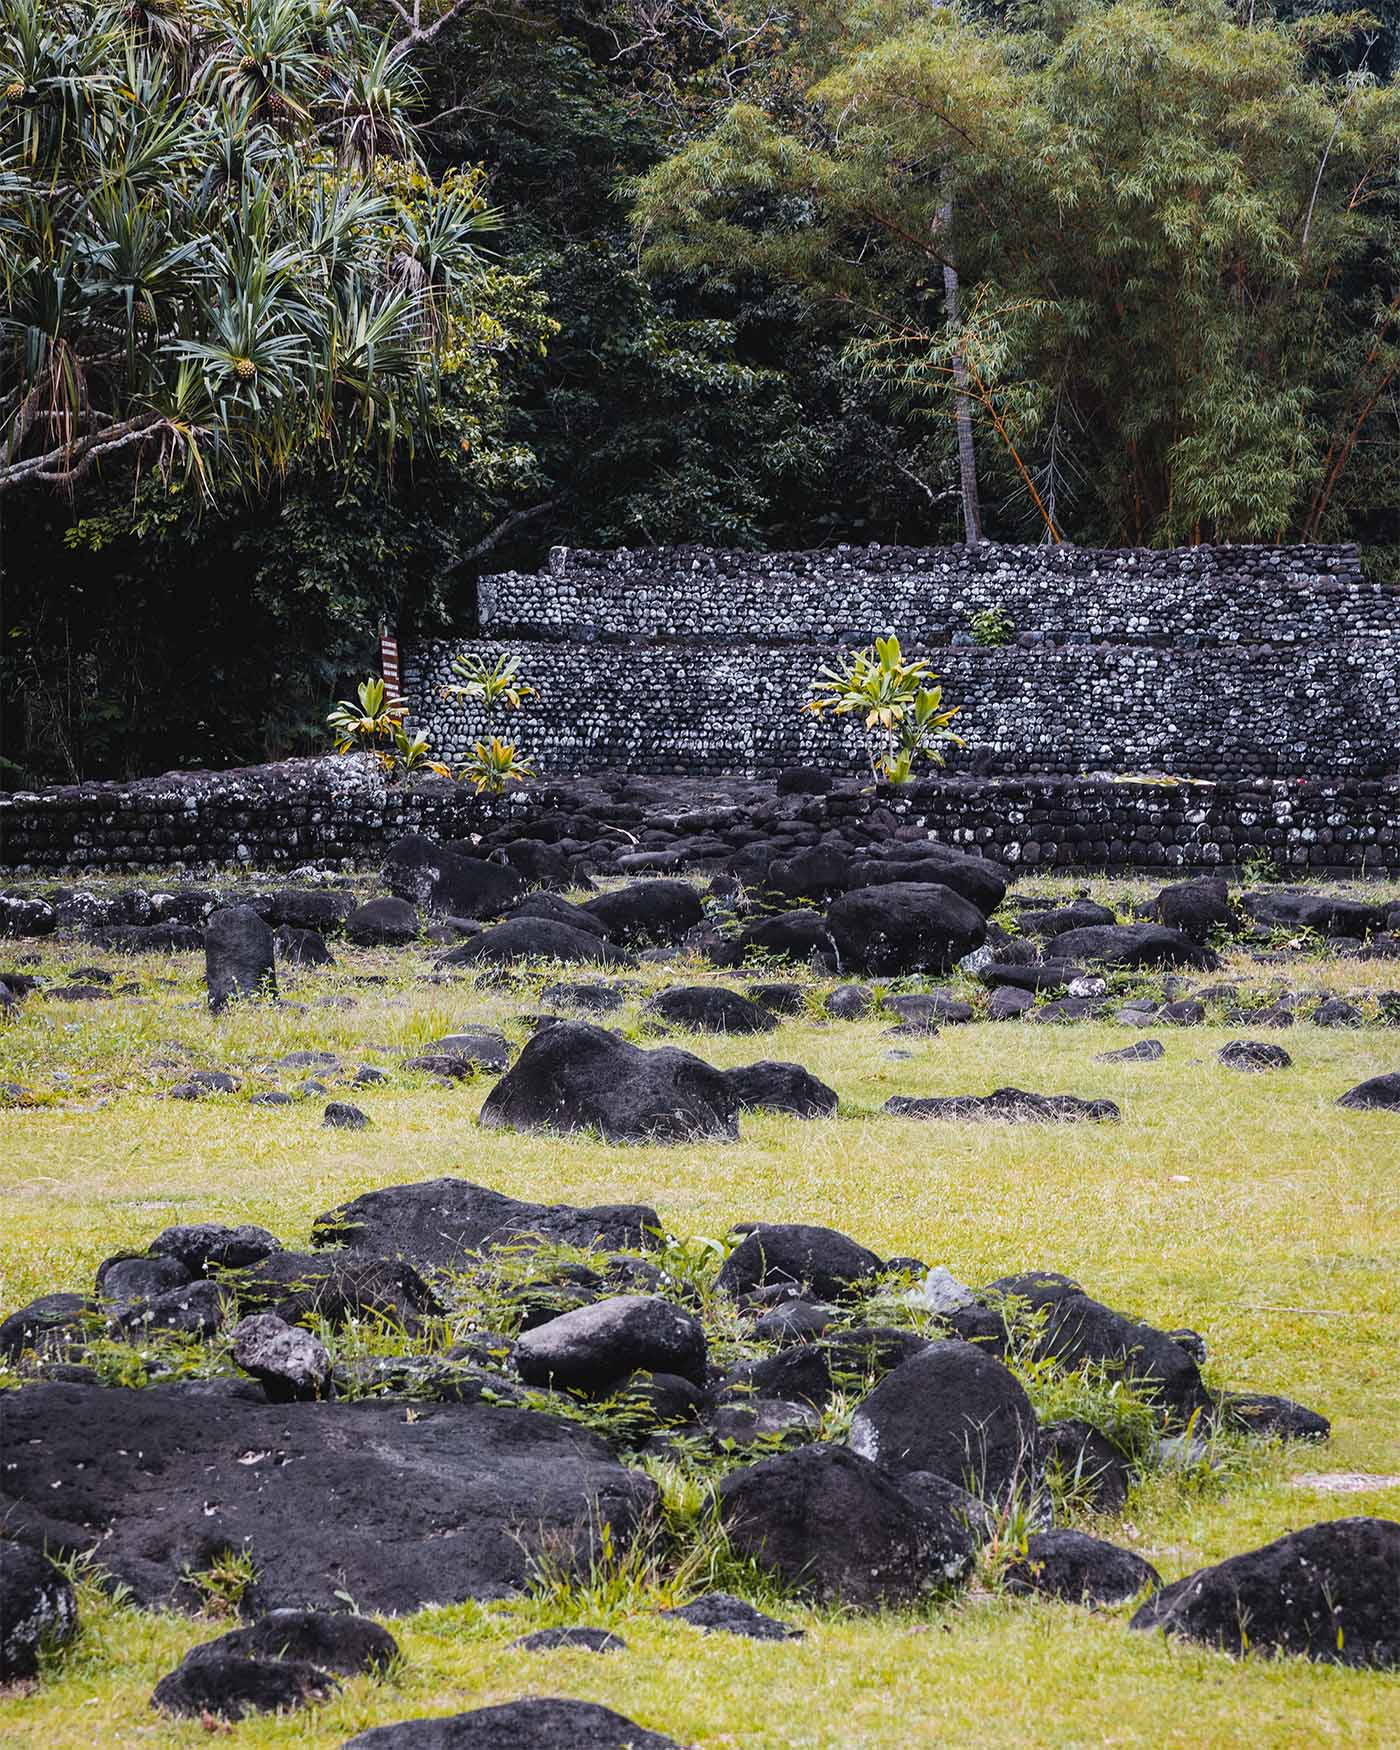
xmin=327 ymin=676 xmax=450 ymax=779
xmin=79 ymin=1325 xmax=235 ymax=1390
xmin=327 ymin=675 xmax=402 ymax=755
xmin=443 ymin=653 xmax=538 ymax=793
xmin=805 ymin=635 xmax=964 ymax=785
xmin=970 ymin=606 xmax=1015 ymax=647
xmin=442 ymin=651 xmax=537 ymax=711
xmin=1239 ymin=850 xmax=1282 ymax=886
xmin=456 ymin=735 xmax=535 ymax=796
xmin=184 ymin=1546 xmax=258 ymax=1618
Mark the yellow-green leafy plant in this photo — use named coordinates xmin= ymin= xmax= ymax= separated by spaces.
xmin=327 ymin=676 xmax=450 ymax=777
xmin=442 ymin=651 xmax=537 ymax=710
xmin=327 ymin=676 xmax=402 ymax=753
xmin=389 ymin=722 xmax=451 ymax=777
xmin=457 ymin=734 xmax=535 ymax=795
xmin=805 ymin=635 xmax=963 ymax=785
xmin=443 ymin=651 xmax=537 ymax=793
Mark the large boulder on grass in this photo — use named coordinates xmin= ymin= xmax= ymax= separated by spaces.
xmin=715 ymin=1343 xmax=834 ymax=1409
xmin=716 ymin=1443 xmax=975 ymax=1610
xmin=0 ymin=897 xmax=56 ymax=939
xmin=274 ymin=925 xmax=334 ymax=966
xmin=438 ymin=919 xmax=631 ymax=968
xmin=478 ymin=1021 xmax=738 ymax=1144
xmin=1130 ymin=1517 xmax=1400 ymax=1665
xmin=985 ymin=1272 xmax=1212 ymax=1423
xmin=492 ymin=838 xmax=575 ymax=889
xmin=509 ymin=894 xmax=610 ymax=938
xmin=0 ymin=1293 xmax=92 ymax=1364
xmin=582 ymin=880 xmax=703 ymax=947
xmin=514 ymin=1295 xmax=707 ymax=1392
xmin=722 ymin=1060 xmax=838 ymax=1118
xmin=343 ymin=1699 xmax=682 ymax=1750
xmin=1337 ymin=1072 xmax=1400 ymax=1111
xmin=229 ymin=1249 xmax=433 ymax=1331
xmin=716 ymin=1223 xmax=883 ymax=1301
xmin=1045 ymin=923 xmax=1219 ymax=971
xmin=95 ymin=921 xmax=204 ymax=954
xmin=411 ymin=1031 xmax=511 ymax=1076
xmin=148 ymin=1223 xmax=281 ymax=1275
xmin=847 ymin=1339 xmax=1041 ymax=1504
xmin=660 ymin=1593 xmax=803 ymax=1640
xmin=643 ymin=986 xmax=777 ymax=1034
xmin=1039 ymin=1419 xmax=1133 ymax=1514
xmin=95 ymin=1253 xmax=192 ymax=1305
xmin=736 ymin=910 xmax=837 ymax=965
xmin=313 ymin=1177 xmax=660 ymax=1270
xmin=152 ymin=1655 xmax=338 ymax=1720
xmin=383 ymin=835 xmax=525 ymax=918
xmin=1004 ymin=1530 xmax=1160 ymax=1606
xmin=1218 ymin=1039 xmax=1292 ymax=1072
xmin=825 ymin=883 xmax=986 ymax=976
xmin=979 ymin=962 xmax=1084 ymax=994
xmin=1217 ymin=1392 xmax=1331 ymax=1442
xmin=205 ymin=906 xmax=277 ymax=1013
xmin=1153 ymin=878 xmax=1237 ymax=942
xmin=266 ymin=889 xmax=355 ymax=934
xmin=230 ymin=1314 xmax=332 ymax=1403
xmin=0 ymin=1384 xmax=657 ymax=1617
xmin=847 ymin=847 xmax=1009 ymax=915
xmin=1024 ymin=901 xmax=1117 ymax=938
xmin=1241 ymin=889 xmax=1389 ymax=939
xmin=767 ymin=846 xmax=852 ymax=902
xmin=886 ymin=1087 xmax=1120 ymax=1123
xmin=344 ymin=897 xmax=419 ymax=946
xmin=180 ymin=1609 xmax=398 ymax=1676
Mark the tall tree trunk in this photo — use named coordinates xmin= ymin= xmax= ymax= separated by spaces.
xmin=939 ymin=193 xmax=982 ymax=545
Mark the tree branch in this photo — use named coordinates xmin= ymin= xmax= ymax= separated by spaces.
xmin=389 ymin=0 xmax=476 ymax=60
xmin=0 ymin=416 xmax=166 ymax=494
xmin=454 ymin=498 xmax=558 ymax=568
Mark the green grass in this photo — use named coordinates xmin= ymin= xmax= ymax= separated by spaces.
xmin=2 ymin=875 xmax=1399 ymax=1745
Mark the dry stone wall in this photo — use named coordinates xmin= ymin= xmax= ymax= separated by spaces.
xmin=4 ymin=758 xmax=1399 ymax=876
xmin=408 ymin=542 xmax=1396 ymax=780
xmin=478 ymin=542 xmax=1386 ymax=644
xmin=6 ymin=542 xmax=1398 ymax=875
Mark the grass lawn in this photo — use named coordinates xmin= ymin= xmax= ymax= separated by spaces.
xmin=2 ymin=875 xmax=1398 ymax=1746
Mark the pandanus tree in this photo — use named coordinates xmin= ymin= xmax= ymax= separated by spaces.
xmin=0 ymin=0 xmax=497 ymax=497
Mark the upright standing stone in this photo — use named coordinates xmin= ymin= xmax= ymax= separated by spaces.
xmin=205 ymin=906 xmax=277 ymax=1013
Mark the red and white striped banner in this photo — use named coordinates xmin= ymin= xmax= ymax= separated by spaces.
xmin=379 ymin=630 xmax=401 ymax=702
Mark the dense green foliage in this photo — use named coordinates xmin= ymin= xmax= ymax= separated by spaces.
xmin=0 ymin=0 xmax=496 ymax=496
xmin=1 ymin=0 xmax=549 ymax=777
xmin=635 ymin=0 xmax=1400 ymax=545
xmin=2 ymin=0 xmax=1398 ymax=780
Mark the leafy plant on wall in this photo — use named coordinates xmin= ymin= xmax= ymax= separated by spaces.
xmin=805 ymin=636 xmax=964 ymax=785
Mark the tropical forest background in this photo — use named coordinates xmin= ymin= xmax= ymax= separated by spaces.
xmin=1 ymin=0 xmax=1397 ymax=782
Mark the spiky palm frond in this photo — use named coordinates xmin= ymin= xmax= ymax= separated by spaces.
xmin=0 ymin=0 xmax=499 ymax=497
xmin=195 ymin=0 xmax=320 ymax=133
xmin=321 ymin=28 xmax=421 ymax=171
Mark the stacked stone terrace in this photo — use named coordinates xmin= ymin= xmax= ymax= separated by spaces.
xmin=409 ymin=543 xmax=1397 ymax=779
